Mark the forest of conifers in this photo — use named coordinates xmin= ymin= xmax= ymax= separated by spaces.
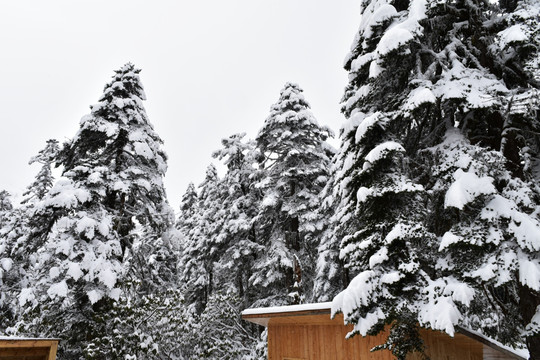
xmin=1 ymin=0 xmax=539 ymax=359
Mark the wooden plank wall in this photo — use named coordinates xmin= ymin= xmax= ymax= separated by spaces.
xmin=267 ymin=321 xmax=522 ymax=360
xmin=263 ymin=312 xmax=523 ymax=360
xmin=407 ymin=329 xmax=483 ymax=360
xmin=268 ymin=322 xmax=393 ymax=360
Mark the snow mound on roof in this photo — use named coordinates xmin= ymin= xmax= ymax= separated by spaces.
xmin=241 ymin=301 xmax=332 ymax=316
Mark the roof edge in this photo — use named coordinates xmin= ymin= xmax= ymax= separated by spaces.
xmin=241 ymin=301 xmax=332 ymax=318
xmin=456 ymin=327 xmax=528 ymax=360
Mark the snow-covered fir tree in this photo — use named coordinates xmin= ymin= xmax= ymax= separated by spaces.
xmin=252 ymin=82 xmax=333 ymax=306
xmin=331 ymin=0 xmax=540 ymax=358
xmin=14 ymin=64 xmax=176 ymax=358
xmin=0 ymin=140 xmax=59 ymax=334
xmin=331 ymin=1 xmax=444 ymax=356
xmin=0 ymin=190 xmax=15 ymax=328
xmin=21 ymin=140 xmax=60 ymax=204
xmin=0 ymin=191 xmax=12 ymax=226
xmin=193 ymin=291 xmax=258 ymax=360
xmin=429 ymin=1 xmax=540 ymax=355
xmin=211 ymin=133 xmax=262 ymax=308
xmin=312 ymin=161 xmax=347 ymax=302
xmin=180 ymin=164 xmax=225 ymax=313
xmin=176 ymin=182 xmax=198 ymax=234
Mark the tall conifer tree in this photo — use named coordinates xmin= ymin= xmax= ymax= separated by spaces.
xmin=212 ymin=133 xmax=262 ymax=307
xmin=17 ymin=64 xmax=174 ymax=358
xmin=331 ymin=0 xmax=540 ymax=357
xmin=253 ymin=82 xmax=333 ymax=306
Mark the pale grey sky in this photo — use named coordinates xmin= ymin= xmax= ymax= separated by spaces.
xmin=0 ymin=1 xmax=359 ymax=212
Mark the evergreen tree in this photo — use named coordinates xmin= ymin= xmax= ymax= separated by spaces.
xmin=85 ymin=288 xmax=193 ymax=359
xmin=312 ymin=161 xmax=347 ymax=302
xmin=0 ymin=191 xmax=12 ymax=226
xmin=21 ymin=139 xmax=59 ymax=204
xmin=212 ymin=133 xmax=262 ymax=308
xmin=331 ymin=0 xmax=540 ymax=358
xmin=193 ymin=291 xmax=258 ymax=360
xmin=16 ymin=63 xmax=174 ymax=358
xmin=252 ymin=82 xmax=333 ymax=306
xmin=1 ymin=141 xmax=59 ymax=334
xmin=431 ymin=1 xmax=540 ymax=355
xmin=180 ymin=164 xmax=224 ymax=313
xmin=0 ymin=190 xmax=15 ymax=330
xmin=332 ymin=0 xmax=448 ymax=356
xmin=176 ymin=182 xmax=198 ymax=233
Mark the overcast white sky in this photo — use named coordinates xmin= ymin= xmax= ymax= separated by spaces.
xmin=0 ymin=1 xmax=359 ymax=212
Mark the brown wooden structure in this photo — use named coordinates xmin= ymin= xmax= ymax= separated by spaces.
xmin=0 ymin=338 xmax=59 ymax=360
xmin=242 ymin=303 xmax=527 ymax=360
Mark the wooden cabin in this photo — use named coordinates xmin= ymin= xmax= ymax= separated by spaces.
xmin=0 ymin=338 xmax=59 ymax=360
xmin=242 ymin=303 xmax=527 ymax=360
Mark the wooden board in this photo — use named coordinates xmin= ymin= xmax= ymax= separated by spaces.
xmin=0 ymin=339 xmax=58 ymax=360
xmin=407 ymin=329 xmax=482 ymax=360
xmin=267 ymin=316 xmax=393 ymax=360
xmin=264 ymin=317 xmax=523 ymax=360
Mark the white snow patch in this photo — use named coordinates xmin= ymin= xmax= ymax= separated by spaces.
xmin=519 ymin=258 xmax=540 ymax=291
xmin=444 ymin=169 xmax=496 ymax=209
xmin=262 ymin=194 xmax=278 ymax=207
xmin=369 ymin=61 xmax=384 ymax=78
xmin=381 ymin=271 xmax=402 ymax=284
xmin=46 ymin=178 xmax=91 ymax=209
xmin=409 ymin=0 xmax=428 ymax=21
xmin=242 ymin=301 xmax=332 ymax=316
xmin=19 ymin=288 xmax=35 ymax=306
xmin=385 ymin=223 xmax=407 ymax=244
xmin=419 ymin=278 xmax=464 ymax=336
xmin=109 ymin=288 xmax=122 ymax=301
xmin=350 ymin=309 xmax=386 ymax=337
xmin=377 ymin=27 xmax=414 ymax=56
xmin=67 ymin=262 xmax=83 ymax=281
xmin=98 ymin=217 xmax=112 ymax=237
xmin=444 ymin=279 xmax=475 ymax=306
xmin=332 ymin=270 xmax=385 ymax=336
xmin=369 ymin=247 xmax=389 ymax=268
xmin=405 ymin=87 xmax=436 ymax=110
xmin=364 ymin=141 xmax=405 ymax=169
xmin=356 ymin=2 xmax=398 ymax=43
xmin=356 ymin=187 xmax=373 ymax=203
xmin=87 ymin=289 xmax=103 ymax=304
xmin=498 ymin=25 xmax=528 ymax=48
xmin=481 ymin=195 xmax=540 ymax=251
xmin=76 ymin=216 xmax=97 ymax=239
xmin=355 ymin=112 xmax=387 ymax=143
xmin=439 ymin=232 xmax=461 ymax=251
xmin=0 ymin=258 xmax=13 ymax=272
xmin=134 ymin=142 xmax=154 ymax=160
xmin=113 ymin=180 xmax=128 ymax=192
xmin=47 ymin=280 xmax=68 ymax=299
xmin=49 ymin=266 xmax=60 ymax=279
xmin=470 ymin=257 xmax=497 ymax=282
xmin=351 ymin=54 xmax=375 ymax=73
xmin=332 ymin=270 xmax=378 ymax=318
xmin=99 ymin=267 xmax=117 ymax=289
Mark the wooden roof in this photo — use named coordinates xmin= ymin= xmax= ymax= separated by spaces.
xmin=242 ymin=302 xmax=332 ymax=326
xmin=0 ymin=338 xmax=59 ymax=360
